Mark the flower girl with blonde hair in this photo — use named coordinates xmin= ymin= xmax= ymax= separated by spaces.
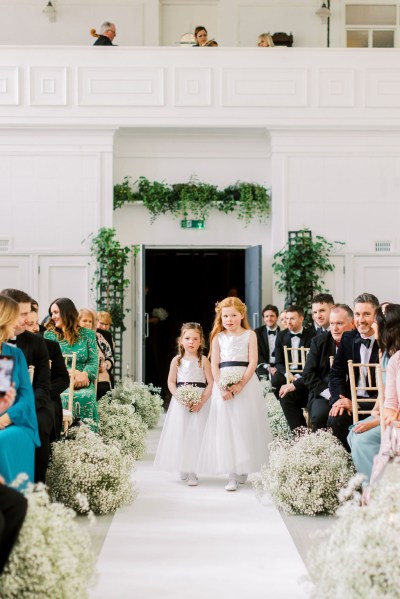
xmin=154 ymin=322 xmax=213 ymax=486
xmin=197 ymin=297 xmax=268 ymax=491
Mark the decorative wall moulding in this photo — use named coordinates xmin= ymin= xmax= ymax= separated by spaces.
xmin=222 ymin=68 xmax=308 ymax=107
xmin=317 ymin=68 xmax=355 ymax=107
xmin=29 ymin=67 xmax=67 ymax=106
xmin=173 ymin=67 xmax=212 ymax=107
xmin=0 ymin=67 xmax=19 ymax=106
xmin=366 ymin=69 xmax=400 ymax=108
xmin=77 ymin=67 xmax=165 ymax=107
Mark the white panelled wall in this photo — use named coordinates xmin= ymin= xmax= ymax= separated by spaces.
xmin=1 ymin=46 xmax=400 ymax=367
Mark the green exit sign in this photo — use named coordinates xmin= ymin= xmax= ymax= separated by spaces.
xmin=181 ymin=219 xmax=205 ymax=229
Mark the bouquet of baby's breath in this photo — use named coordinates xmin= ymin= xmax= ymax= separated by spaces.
xmin=265 ymin=392 xmax=292 ymax=441
xmin=98 ymin=398 xmax=148 ymax=459
xmin=255 ymin=429 xmax=355 ymax=516
xmin=152 ymin=307 xmax=168 ymax=321
xmin=0 ymin=482 xmax=95 ymax=598
xmin=106 ymin=377 xmax=163 ymax=429
xmin=176 ymin=384 xmax=202 ymax=409
xmin=218 ymin=368 xmax=243 ymax=390
xmin=309 ymin=479 xmax=400 ymax=598
xmin=47 ymin=425 xmax=135 ymax=515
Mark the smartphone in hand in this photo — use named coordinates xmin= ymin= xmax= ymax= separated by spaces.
xmin=0 ymin=355 xmax=15 ymax=397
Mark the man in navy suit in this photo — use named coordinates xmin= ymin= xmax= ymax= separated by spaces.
xmin=328 ymin=293 xmax=380 ymax=450
xmin=303 ymin=304 xmax=354 ymax=431
xmin=255 ymin=304 xmax=280 ymax=379
xmin=272 ymin=305 xmax=316 ymax=430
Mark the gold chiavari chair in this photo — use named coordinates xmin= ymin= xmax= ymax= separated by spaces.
xmin=28 ymin=365 xmax=35 ymax=384
xmin=348 ymin=360 xmax=385 ymax=437
xmin=63 ymin=352 xmax=77 ymax=433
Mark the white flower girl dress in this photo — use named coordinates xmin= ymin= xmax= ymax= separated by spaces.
xmin=154 ymin=357 xmax=210 ymax=473
xmin=197 ymin=330 xmax=268 ymax=475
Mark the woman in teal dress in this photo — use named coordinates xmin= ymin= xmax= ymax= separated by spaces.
xmin=44 ymin=298 xmax=99 ymax=428
xmin=0 ymin=295 xmax=40 ymax=484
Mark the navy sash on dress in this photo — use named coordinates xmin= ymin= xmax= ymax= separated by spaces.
xmin=219 ymin=361 xmax=249 ymax=368
xmin=176 ymin=381 xmax=206 ymax=388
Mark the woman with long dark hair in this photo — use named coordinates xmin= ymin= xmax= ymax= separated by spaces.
xmin=44 ymin=298 xmax=99 ymax=427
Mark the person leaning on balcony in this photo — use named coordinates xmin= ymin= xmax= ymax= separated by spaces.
xmin=257 ymin=33 xmax=275 ymax=47
xmin=92 ymin=22 xmax=117 ymax=46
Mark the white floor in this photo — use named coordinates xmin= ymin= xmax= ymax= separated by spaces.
xmin=90 ymin=419 xmax=310 ymax=599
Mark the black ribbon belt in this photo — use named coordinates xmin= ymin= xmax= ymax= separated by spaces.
xmin=219 ymin=361 xmax=249 ymax=368
xmin=176 ymin=381 xmax=206 ymax=388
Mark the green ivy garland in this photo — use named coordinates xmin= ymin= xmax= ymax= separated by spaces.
xmin=114 ymin=176 xmax=271 ymax=224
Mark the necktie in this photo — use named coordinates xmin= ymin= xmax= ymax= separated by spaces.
xmin=268 ymin=330 xmax=277 ymax=336
xmin=318 ymin=327 xmax=327 ymax=335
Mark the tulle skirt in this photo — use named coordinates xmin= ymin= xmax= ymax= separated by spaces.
xmin=154 ymin=396 xmax=211 ymax=473
xmin=197 ymin=373 xmax=268 ymax=475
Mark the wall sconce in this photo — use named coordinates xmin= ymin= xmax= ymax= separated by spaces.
xmin=316 ymin=1 xmax=331 ymax=47
xmin=43 ymin=1 xmax=57 ymax=23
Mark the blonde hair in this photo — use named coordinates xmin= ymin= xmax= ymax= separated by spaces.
xmin=209 ymin=297 xmax=251 ymax=353
xmin=78 ymin=308 xmax=97 ymax=331
xmin=97 ymin=311 xmax=112 ymax=325
xmin=258 ymin=33 xmax=275 ymax=47
xmin=176 ymin=322 xmax=205 ymax=368
xmin=0 ymin=294 xmax=19 ymax=344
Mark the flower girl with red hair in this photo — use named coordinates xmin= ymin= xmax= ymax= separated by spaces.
xmin=198 ymin=297 xmax=268 ymax=491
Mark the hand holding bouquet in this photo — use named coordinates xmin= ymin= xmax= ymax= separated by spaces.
xmin=218 ymin=369 xmax=243 ymax=392
xmin=176 ymin=385 xmax=203 ymax=411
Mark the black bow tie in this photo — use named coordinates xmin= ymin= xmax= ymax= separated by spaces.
xmin=356 ymin=337 xmax=371 ymax=349
xmin=268 ymin=330 xmax=277 ymax=336
xmin=290 ymin=333 xmax=301 ymax=339
xmin=7 ymin=338 xmax=17 ymax=345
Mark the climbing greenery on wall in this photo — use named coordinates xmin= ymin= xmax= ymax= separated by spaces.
xmin=113 ymin=176 xmax=271 ymax=224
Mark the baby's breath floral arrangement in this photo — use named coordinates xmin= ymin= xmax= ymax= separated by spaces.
xmin=309 ymin=479 xmax=400 ymax=598
xmin=218 ymin=369 xmax=243 ymax=390
xmin=152 ymin=307 xmax=168 ymax=321
xmin=47 ymin=425 xmax=135 ymax=515
xmin=265 ymin=392 xmax=292 ymax=441
xmin=176 ymin=384 xmax=202 ymax=409
xmin=256 ymin=429 xmax=355 ymax=516
xmin=107 ymin=377 xmax=163 ymax=429
xmin=0 ymin=483 xmax=95 ymax=599
xmin=98 ymin=398 xmax=148 ymax=459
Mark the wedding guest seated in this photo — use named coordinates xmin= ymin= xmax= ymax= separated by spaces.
xmin=311 ymin=293 xmax=334 ymax=335
xmin=1 ymin=289 xmax=52 ymax=483
xmin=0 ymin=474 xmax=27 ymax=574
xmin=255 ymin=304 xmax=280 ymax=379
xmin=303 ymin=304 xmax=354 ymax=431
xmin=271 ymin=305 xmax=316 ymax=430
xmin=79 ymin=309 xmax=114 ymax=400
xmin=193 ymin=26 xmax=218 ymax=47
xmin=92 ymin=21 xmax=117 ymax=46
xmin=347 ymin=303 xmax=397 ymax=480
xmin=279 ymin=310 xmax=288 ymax=331
xmin=328 ymin=293 xmax=380 ymax=450
xmin=25 ymin=309 xmax=39 ymax=333
xmin=44 ymin=298 xmax=99 ymax=427
xmin=257 ymin=33 xmax=275 ymax=47
xmin=0 ymin=294 xmax=40 ymax=484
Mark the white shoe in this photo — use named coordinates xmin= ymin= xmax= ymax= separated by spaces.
xmin=179 ymin=472 xmax=188 ymax=481
xmin=237 ymin=474 xmax=248 ymax=484
xmin=187 ymin=473 xmax=198 ymax=486
xmin=225 ymin=478 xmax=238 ymax=492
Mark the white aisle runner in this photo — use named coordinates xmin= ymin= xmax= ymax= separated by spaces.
xmin=90 ymin=421 xmax=309 ymax=599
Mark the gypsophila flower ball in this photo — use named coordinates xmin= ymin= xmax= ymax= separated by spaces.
xmin=110 ymin=378 xmax=163 ymax=429
xmin=47 ymin=425 xmax=136 ymax=515
xmin=258 ymin=429 xmax=356 ymax=516
xmin=265 ymin=392 xmax=292 ymax=441
xmin=98 ymin=398 xmax=148 ymax=459
xmin=218 ymin=368 xmax=243 ymax=389
xmin=176 ymin=384 xmax=202 ymax=409
xmin=309 ymin=481 xmax=400 ymax=599
xmin=0 ymin=483 xmax=95 ymax=599
xmin=152 ymin=307 xmax=168 ymax=321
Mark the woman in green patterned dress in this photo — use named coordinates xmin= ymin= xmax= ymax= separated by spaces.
xmin=44 ymin=298 xmax=99 ymax=428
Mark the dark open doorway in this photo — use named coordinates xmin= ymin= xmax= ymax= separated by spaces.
xmin=144 ymin=248 xmax=245 ymax=394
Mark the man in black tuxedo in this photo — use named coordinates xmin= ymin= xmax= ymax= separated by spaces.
xmin=1 ymin=289 xmax=52 ymax=483
xmin=0 ymin=392 xmax=28 ymax=573
xmin=271 ymin=305 xmax=316 ymax=430
xmin=328 ymin=293 xmax=380 ymax=450
xmin=255 ymin=304 xmax=280 ymax=379
xmin=27 ymin=307 xmax=69 ymax=441
xmin=311 ymin=293 xmax=334 ymax=335
xmin=303 ymin=304 xmax=354 ymax=431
